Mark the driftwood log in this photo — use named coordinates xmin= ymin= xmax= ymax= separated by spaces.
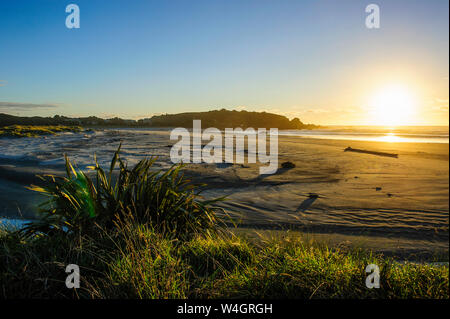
xmin=344 ymin=147 xmax=398 ymax=158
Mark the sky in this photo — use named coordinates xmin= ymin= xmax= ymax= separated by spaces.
xmin=0 ymin=0 xmax=448 ymax=125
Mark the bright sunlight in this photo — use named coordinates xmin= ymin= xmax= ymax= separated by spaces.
xmin=367 ymin=84 xmax=417 ymax=126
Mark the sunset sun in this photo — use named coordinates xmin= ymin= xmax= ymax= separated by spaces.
xmin=367 ymin=85 xmax=417 ymax=126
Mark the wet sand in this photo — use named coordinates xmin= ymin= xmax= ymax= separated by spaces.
xmin=184 ymin=136 xmax=449 ymax=255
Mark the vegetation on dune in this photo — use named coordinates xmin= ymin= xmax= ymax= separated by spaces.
xmin=0 ymin=125 xmax=83 ymax=138
xmin=0 ymin=148 xmax=448 ymax=299
xmin=1 ymin=223 xmax=448 ymax=299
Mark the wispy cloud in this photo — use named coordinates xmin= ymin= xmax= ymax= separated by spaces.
xmin=0 ymin=80 xmax=7 ymax=87
xmin=0 ymin=101 xmax=59 ymax=110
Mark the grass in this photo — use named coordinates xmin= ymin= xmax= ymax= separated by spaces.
xmin=1 ymin=223 xmax=448 ymax=299
xmin=0 ymin=149 xmax=448 ymax=299
xmin=0 ymin=125 xmax=83 ymax=138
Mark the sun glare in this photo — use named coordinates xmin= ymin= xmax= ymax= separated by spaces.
xmin=367 ymin=85 xmax=417 ymax=126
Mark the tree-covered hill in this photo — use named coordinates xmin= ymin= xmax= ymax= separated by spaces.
xmin=1 ymin=109 xmax=318 ymax=129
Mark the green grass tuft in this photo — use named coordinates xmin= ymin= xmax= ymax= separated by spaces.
xmin=1 ymin=222 xmax=447 ymax=299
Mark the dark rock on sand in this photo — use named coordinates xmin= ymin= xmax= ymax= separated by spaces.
xmin=281 ymin=161 xmax=296 ymax=169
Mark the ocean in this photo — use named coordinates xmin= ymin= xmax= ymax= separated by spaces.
xmin=278 ymin=126 xmax=449 ymax=144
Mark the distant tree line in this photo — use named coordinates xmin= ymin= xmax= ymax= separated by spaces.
xmin=0 ymin=109 xmax=319 ymax=130
xmin=0 ymin=113 xmax=136 ymax=127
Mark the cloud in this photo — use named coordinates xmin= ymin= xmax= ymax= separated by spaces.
xmin=0 ymin=80 xmax=7 ymax=87
xmin=0 ymin=101 xmax=59 ymax=110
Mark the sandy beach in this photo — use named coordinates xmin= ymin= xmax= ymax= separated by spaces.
xmin=185 ymin=135 xmax=449 ymax=256
xmin=0 ymin=129 xmax=448 ymax=258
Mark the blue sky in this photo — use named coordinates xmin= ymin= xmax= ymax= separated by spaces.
xmin=0 ymin=0 xmax=448 ymax=125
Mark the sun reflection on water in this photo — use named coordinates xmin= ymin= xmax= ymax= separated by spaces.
xmin=376 ymin=133 xmax=403 ymax=143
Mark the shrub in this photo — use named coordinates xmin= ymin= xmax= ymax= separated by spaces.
xmin=22 ymin=144 xmax=225 ymax=240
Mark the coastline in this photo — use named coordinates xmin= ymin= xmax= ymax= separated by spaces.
xmin=0 ymin=129 xmax=448 ymax=260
